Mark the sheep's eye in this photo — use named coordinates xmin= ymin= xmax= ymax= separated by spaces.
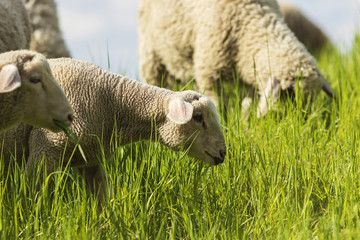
xmin=193 ymin=112 xmax=203 ymax=123
xmin=29 ymin=77 xmax=41 ymax=84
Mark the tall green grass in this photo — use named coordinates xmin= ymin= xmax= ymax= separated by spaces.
xmin=1 ymin=38 xmax=360 ymax=239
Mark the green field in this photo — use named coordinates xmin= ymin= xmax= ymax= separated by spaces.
xmin=1 ymin=37 xmax=360 ymax=239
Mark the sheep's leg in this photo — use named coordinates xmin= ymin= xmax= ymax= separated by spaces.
xmin=0 ymin=123 xmax=32 ymax=168
xmin=240 ymin=83 xmax=257 ymax=121
xmin=195 ymin=76 xmax=222 ymax=107
xmin=26 ymin=128 xmax=73 ymax=185
xmin=241 ymin=97 xmax=253 ymax=121
xmin=257 ymin=77 xmax=281 ymax=118
xmin=83 ymin=165 xmax=112 ymax=205
xmin=139 ymin=44 xmax=168 ymax=87
xmin=193 ymin=53 xmax=225 ymax=107
xmin=193 ymin=35 xmax=233 ymax=107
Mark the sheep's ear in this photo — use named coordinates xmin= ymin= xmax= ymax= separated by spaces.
xmin=257 ymin=77 xmax=281 ymax=117
xmin=167 ymin=98 xmax=194 ymax=124
xmin=0 ymin=65 xmax=21 ymax=93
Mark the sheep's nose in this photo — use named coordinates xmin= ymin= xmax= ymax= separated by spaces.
xmin=220 ymin=149 xmax=226 ymax=159
xmin=68 ymin=114 xmax=74 ymax=123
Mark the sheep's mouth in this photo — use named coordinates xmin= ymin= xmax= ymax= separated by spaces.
xmin=205 ymin=151 xmax=224 ymax=165
xmin=53 ymin=119 xmax=71 ymax=127
xmin=53 ymin=119 xmax=70 ymax=132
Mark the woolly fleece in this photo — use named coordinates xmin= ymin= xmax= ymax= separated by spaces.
xmin=138 ymin=0 xmax=333 ymax=115
xmin=25 ymin=58 xmax=226 ymax=195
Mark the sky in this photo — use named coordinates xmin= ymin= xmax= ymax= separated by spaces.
xmin=56 ymin=0 xmax=359 ymax=79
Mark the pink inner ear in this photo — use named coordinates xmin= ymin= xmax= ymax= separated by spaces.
xmin=257 ymin=77 xmax=281 ymax=117
xmin=167 ymin=98 xmax=194 ymax=124
xmin=0 ymin=65 xmax=21 ymax=93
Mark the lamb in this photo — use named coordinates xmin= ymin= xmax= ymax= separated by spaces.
xmin=138 ymin=0 xmax=334 ymax=118
xmin=280 ymin=3 xmax=329 ymax=54
xmin=0 ymin=50 xmax=74 ymax=132
xmin=0 ymin=0 xmax=32 ymax=52
xmin=25 ymin=58 xmax=226 ymax=198
xmin=24 ymin=0 xmax=71 ymax=58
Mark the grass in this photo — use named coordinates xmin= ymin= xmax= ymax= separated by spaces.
xmin=1 ymin=37 xmax=360 ymax=239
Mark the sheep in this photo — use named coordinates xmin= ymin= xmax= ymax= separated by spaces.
xmin=280 ymin=3 xmax=329 ymax=54
xmin=25 ymin=58 xmax=227 ymax=199
xmin=0 ymin=50 xmax=74 ymax=132
xmin=138 ymin=0 xmax=334 ymax=118
xmin=0 ymin=0 xmax=32 ymax=52
xmin=24 ymin=0 xmax=71 ymax=58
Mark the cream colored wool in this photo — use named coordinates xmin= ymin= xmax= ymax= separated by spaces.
xmin=25 ymin=58 xmax=226 ymax=197
xmin=280 ymin=3 xmax=329 ymax=54
xmin=25 ymin=0 xmax=70 ymax=58
xmin=138 ymin=0 xmax=333 ymax=117
xmin=0 ymin=0 xmax=32 ymax=52
xmin=0 ymin=50 xmax=73 ymax=132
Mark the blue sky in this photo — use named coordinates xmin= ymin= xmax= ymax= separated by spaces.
xmin=57 ymin=0 xmax=359 ymax=79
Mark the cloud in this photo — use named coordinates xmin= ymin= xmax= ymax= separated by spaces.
xmin=57 ymin=2 xmax=107 ymax=40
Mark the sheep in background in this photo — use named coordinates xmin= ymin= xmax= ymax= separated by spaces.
xmin=138 ymin=0 xmax=333 ymax=118
xmin=0 ymin=0 xmax=32 ymax=52
xmin=0 ymin=50 xmax=73 ymax=132
xmin=280 ymin=3 xmax=329 ymax=54
xmin=24 ymin=0 xmax=70 ymax=58
xmin=25 ymin=58 xmax=226 ymax=199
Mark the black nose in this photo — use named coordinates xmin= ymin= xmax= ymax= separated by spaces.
xmin=214 ymin=157 xmax=224 ymax=165
xmin=68 ymin=114 xmax=74 ymax=123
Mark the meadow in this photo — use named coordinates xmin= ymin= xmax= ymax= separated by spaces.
xmin=1 ymin=37 xmax=360 ymax=239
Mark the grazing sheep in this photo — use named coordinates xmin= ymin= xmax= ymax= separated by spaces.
xmin=26 ymin=58 xmax=226 ymax=198
xmin=138 ymin=0 xmax=334 ymax=117
xmin=0 ymin=0 xmax=32 ymax=52
xmin=0 ymin=50 xmax=74 ymax=132
xmin=24 ymin=0 xmax=70 ymax=58
xmin=280 ymin=3 xmax=329 ymax=54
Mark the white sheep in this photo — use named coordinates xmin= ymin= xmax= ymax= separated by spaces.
xmin=0 ymin=50 xmax=74 ymax=132
xmin=24 ymin=0 xmax=70 ymax=58
xmin=0 ymin=0 xmax=32 ymax=52
xmin=25 ymin=58 xmax=226 ymax=198
xmin=280 ymin=3 xmax=329 ymax=54
xmin=138 ymin=0 xmax=334 ymax=118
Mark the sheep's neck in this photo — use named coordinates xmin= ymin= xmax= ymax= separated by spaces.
xmin=108 ymin=76 xmax=173 ymax=145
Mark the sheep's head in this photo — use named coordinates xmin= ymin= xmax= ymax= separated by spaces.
xmin=0 ymin=50 xmax=74 ymax=132
xmin=236 ymin=0 xmax=334 ymax=117
xmin=160 ymin=91 xmax=226 ymax=165
xmin=257 ymin=69 xmax=333 ymax=117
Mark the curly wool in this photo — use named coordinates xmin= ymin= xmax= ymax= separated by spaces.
xmin=138 ymin=0 xmax=329 ymax=107
xmin=24 ymin=58 xmax=226 ymax=194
